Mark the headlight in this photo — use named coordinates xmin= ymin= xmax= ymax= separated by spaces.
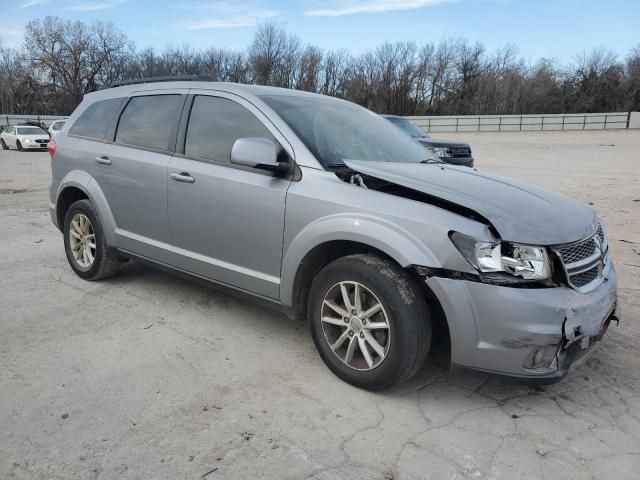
xmin=450 ymin=232 xmax=551 ymax=281
xmin=428 ymin=146 xmax=451 ymax=158
xmin=22 ymin=138 xmax=31 ymax=143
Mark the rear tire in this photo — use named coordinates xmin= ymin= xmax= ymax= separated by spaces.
xmin=308 ymin=254 xmax=431 ymax=391
xmin=1 ymin=139 xmax=8 ymax=150
xmin=63 ymin=199 xmax=119 ymax=280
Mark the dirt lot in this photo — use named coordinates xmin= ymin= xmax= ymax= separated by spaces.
xmin=1 ymin=130 xmax=639 ymax=479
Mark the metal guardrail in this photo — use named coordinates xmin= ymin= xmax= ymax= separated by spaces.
xmin=408 ymin=112 xmax=632 ymax=133
xmin=1 ymin=114 xmax=68 ymax=128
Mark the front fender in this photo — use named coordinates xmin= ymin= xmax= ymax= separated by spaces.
xmin=56 ymin=170 xmax=118 ymax=246
xmin=280 ymin=213 xmax=442 ymax=306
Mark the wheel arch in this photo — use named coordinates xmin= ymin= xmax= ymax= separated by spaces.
xmin=281 ymin=215 xmax=446 ymax=327
xmin=55 ymin=171 xmax=117 ymax=245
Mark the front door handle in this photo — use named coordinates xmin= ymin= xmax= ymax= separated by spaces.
xmin=95 ymin=156 xmax=111 ymax=165
xmin=170 ymin=172 xmax=195 ymax=183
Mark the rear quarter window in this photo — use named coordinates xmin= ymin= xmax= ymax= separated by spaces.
xmin=69 ymin=98 xmax=125 ymax=140
xmin=115 ymin=95 xmax=183 ymax=151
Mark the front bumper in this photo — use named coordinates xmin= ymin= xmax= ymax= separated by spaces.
xmin=23 ymin=142 xmax=49 ymax=149
xmin=425 ymin=260 xmax=618 ymax=383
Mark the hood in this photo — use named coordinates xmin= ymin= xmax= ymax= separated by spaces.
xmin=17 ymin=133 xmax=48 ymax=139
xmin=417 ymin=138 xmax=470 ymax=149
xmin=344 ymin=159 xmax=597 ymax=245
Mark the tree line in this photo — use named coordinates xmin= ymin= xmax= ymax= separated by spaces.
xmin=1 ymin=16 xmax=639 ymax=117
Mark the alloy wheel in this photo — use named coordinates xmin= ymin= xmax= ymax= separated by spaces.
xmin=69 ymin=213 xmax=96 ymax=268
xmin=320 ymin=281 xmax=391 ymax=371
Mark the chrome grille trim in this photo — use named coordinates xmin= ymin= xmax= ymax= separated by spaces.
xmin=552 ymin=223 xmax=609 ymax=293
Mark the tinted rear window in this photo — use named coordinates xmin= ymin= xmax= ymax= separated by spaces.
xmin=116 ymin=95 xmax=182 ymax=151
xmin=185 ymin=96 xmax=273 ymax=163
xmin=69 ymin=98 xmax=124 ymax=140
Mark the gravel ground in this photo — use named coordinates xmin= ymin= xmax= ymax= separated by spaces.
xmin=1 ymin=130 xmax=639 ymax=480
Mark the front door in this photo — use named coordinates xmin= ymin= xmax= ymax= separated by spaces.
xmin=167 ymin=93 xmax=292 ymax=299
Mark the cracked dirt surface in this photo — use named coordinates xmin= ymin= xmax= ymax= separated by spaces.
xmin=1 ymin=130 xmax=639 ymax=479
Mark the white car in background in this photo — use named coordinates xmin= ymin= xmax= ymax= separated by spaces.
xmin=48 ymin=120 xmax=67 ymax=138
xmin=0 ymin=125 xmax=50 ymax=151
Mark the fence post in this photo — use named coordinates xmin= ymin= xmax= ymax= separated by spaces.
xmin=477 ymin=117 xmax=480 ymax=132
xmin=456 ymin=117 xmax=459 ymax=132
xmin=562 ymin=115 xmax=565 ymax=131
xmin=583 ymin=115 xmax=586 ymax=130
xmin=627 ymin=111 xmax=632 ymax=129
xmin=428 ymin=117 xmax=431 ymax=131
xmin=541 ymin=116 xmax=544 ymax=131
xmin=604 ymin=114 xmax=608 ymax=130
xmin=498 ymin=116 xmax=502 ymax=132
xmin=519 ymin=115 xmax=523 ymax=131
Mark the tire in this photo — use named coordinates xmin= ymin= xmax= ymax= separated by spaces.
xmin=63 ymin=199 xmax=119 ymax=280
xmin=1 ymin=139 xmax=8 ymax=150
xmin=308 ymin=254 xmax=431 ymax=391
xmin=16 ymin=140 xmax=23 ymax=151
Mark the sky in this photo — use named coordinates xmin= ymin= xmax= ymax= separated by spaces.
xmin=1 ymin=0 xmax=638 ymax=63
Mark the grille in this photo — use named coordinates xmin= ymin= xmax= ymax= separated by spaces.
xmin=35 ymin=139 xmax=48 ymax=144
xmin=556 ymin=238 xmax=597 ymax=264
xmin=553 ymin=224 xmax=609 ymax=292
xmin=570 ymin=266 xmax=600 ymax=288
xmin=449 ymin=147 xmax=471 ymax=159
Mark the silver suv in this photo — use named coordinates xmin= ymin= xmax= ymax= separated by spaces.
xmin=49 ymin=78 xmax=619 ymax=390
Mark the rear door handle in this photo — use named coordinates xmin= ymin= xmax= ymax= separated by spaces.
xmin=95 ymin=156 xmax=111 ymax=165
xmin=170 ymin=172 xmax=195 ymax=183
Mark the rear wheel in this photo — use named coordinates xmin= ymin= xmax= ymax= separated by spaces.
xmin=308 ymin=254 xmax=431 ymax=391
xmin=1 ymin=139 xmax=8 ymax=150
xmin=63 ymin=199 xmax=119 ymax=280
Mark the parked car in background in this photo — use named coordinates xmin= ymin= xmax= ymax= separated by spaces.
xmin=48 ymin=120 xmax=67 ymax=138
xmin=383 ymin=115 xmax=474 ymax=167
xmin=49 ymin=78 xmax=617 ymax=390
xmin=0 ymin=125 xmax=50 ymax=151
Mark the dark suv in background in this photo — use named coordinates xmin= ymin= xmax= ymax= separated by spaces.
xmin=383 ymin=115 xmax=474 ymax=167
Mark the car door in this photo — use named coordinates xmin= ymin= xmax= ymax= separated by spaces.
xmin=91 ymin=91 xmax=187 ymax=256
xmin=6 ymin=127 xmax=17 ymax=147
xmin=166 ymin=91 xmax=293 ymax=299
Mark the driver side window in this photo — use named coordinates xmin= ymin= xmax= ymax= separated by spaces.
xmin=185 ymin=96 xmax=274 ymax=164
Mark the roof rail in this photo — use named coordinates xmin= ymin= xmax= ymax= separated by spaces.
xmin=99 ymin=75 xmax=217 ymax=90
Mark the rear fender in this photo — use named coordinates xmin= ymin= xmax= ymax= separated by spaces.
xmin=56 ymin=170 xmax=117 ymax=246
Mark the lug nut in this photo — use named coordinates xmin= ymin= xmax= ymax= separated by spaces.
xmin=351 ymin=310 xmax=356 ymax=315
xmin=359 ymin=332 xmax=364 ymax=338
xmin=348 ymin=331 xmax=354 ymax=337
xmin=344 ymin=317 xmax=349 ymax=323
xmin=362 ymin=319 xmax=367 ymax=325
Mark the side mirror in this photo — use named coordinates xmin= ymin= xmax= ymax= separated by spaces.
xmin=231 ymin=137 xmax=289 ymax=174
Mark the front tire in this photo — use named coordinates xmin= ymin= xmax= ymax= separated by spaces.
xmin=308 ymin=254 xmax=431 ymax=391
xmin=63 ymin=199 xmax=119 ymax=280
xmin=16 ymin=140 xmax=23 ymax=151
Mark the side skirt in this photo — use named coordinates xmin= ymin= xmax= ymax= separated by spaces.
xmin=116 ymin=248 xmax=295 ymax=319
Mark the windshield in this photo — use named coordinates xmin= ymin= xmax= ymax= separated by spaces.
xmin=17 ymin=127 xmax=46 ymax=135
xmin=260 ymin=95 xmax=436 ymax=167
xmin=386 ymin=117 xmax=430 ymax=139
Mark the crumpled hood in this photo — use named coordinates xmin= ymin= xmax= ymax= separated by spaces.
xmin=344 ymin=159 xmax=597 ymax=245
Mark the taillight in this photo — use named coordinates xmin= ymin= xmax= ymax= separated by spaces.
xmin=48 ymin=138 xmax=56 ymax=157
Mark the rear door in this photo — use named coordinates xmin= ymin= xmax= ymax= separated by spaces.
xmin=92 ymin=91 xmax=187 ymax=256
xmin=166 ymin=91 xmax=293 ymax=298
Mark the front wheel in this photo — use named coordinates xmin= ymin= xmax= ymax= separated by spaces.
xmin=308 ymin=254 xmax=431 ymax=391
xmin=16 ymin=140 xmax=23 ymax=151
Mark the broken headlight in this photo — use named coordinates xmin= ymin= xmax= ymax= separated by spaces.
xmin=450 ymin=232 xmax=551 ymax=281
xmin=428 ymin=146 xmax=451 ymax=158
